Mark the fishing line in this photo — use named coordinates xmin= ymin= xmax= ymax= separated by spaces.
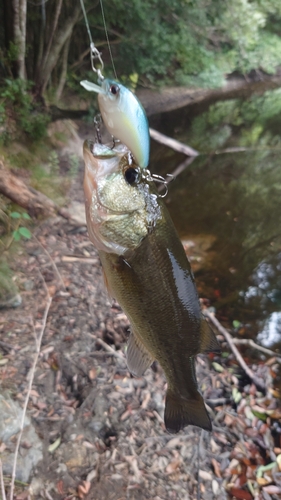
xmin=79 ymin=0 xmax=94 ymax=47
xmin=99 ymin=0 xmax=118 ymax=80
xmin=79 ymin=0 xmax=117 ymax=80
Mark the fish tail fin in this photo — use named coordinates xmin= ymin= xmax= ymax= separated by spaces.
xmin=164 ymin=388 xmax=212 ymax=433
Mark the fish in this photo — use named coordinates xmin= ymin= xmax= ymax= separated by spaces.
xmin=80 ymin=79 xmax=150 ymax=168
xmin=83 ymin=141 xmax=220 ymax=433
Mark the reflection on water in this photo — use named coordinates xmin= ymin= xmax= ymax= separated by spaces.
xmin=258 ymin=312 xmax=281 ymax=348
xmin=150 ymin=89 xmax=281 ymax=350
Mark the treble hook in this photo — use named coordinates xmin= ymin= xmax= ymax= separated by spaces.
xmin=151 ymin=173 xmax=169 ymax=198
xmin=141 ymin=170 xmax=171 ymax=198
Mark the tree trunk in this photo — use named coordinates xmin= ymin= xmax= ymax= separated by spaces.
xmin=36 ymin=5 xmax=81 ymax=95
xmin=12 ymin=0 xmax=27 ymax=79
xmin=137 ymin=72 xmax=281 ymax=116
xmin=41 ymin=0 xmax=63 ymax=73
xmin=55 ymin=36 xmax=71 ymax=103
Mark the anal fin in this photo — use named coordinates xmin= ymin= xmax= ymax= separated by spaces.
xmin=199 ymin=315 xmax=221 ymax=354
xmin=127 ymin=333 xmax=154 ymax=377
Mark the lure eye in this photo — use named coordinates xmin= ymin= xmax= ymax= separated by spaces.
xmin=124 ymin=167 xmax=139 ymax=185
xmin=109 ymin=84 xmax=120 ymax=96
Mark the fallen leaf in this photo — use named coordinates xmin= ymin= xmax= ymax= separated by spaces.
xmin=212 ymin=458 xmax=222 ymax=478
xmin=48 ymin=436 xmax=61 ymax=453
xmin=56 ymin=480 xmax=64 ymax=495
xmin=77 ymin=480 xmax=91 ymax=499
xmin=212 ymin=362 xmax=224 ymax=373
xmin=199 ymin=470 xmax=212 ymax=481
xmin=212 ymin=479 xmax=220 ymax=495
xmin=166 ymin=437 xmax=182 ymax=449
xmin=262 ymin=485 xmax=281 ymax=494
xmin=47 ymin=285 xmax=57 ymax=296
xmin=256 ymin=462 xmax=276 ymax=478
xmin=166 ymin=459 xmax=181 ymax=474
xmin=229 ymin=487 xmax=252 ymax=500
xmin=257 ymin=477 xmax=270 ymax=486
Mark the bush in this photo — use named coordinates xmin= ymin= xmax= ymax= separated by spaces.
xmin=0 ymin=78 xmax=50 ymax=144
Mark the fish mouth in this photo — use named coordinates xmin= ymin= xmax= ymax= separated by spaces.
xmin=83 ymin=140 xmax=140 ymax=216
xmin=80 ymin=80 xmax=106 ymax=95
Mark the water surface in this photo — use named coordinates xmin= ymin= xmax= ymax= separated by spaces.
xmin=150 ymin=89 xmax=281 ymax=352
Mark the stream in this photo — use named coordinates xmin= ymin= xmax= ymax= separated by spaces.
xmin=149 ymin=88 xmax=281 ymax=354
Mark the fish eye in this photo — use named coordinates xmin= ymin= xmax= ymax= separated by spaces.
xmin=109 ymin=84 xmax=120 ymax=96
xmin=124 ymin=167 xmax=139 ymax=185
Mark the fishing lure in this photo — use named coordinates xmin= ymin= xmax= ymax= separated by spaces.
xmin=81 ymin=78 xmax=150 ymax=169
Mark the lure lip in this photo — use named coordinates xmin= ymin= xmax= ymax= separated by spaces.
xmin=80 ymin=79 xmax=106 ymax=94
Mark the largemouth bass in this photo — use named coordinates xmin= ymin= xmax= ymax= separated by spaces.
xmin=81 ymin=79 xmax=150 ymax=168
xmin=83 ymin=141 xmax=220 ymax=432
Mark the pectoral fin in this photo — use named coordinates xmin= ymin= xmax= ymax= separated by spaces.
xmin=199 ymin=316 xmax=221 ymax=354
xmin=126 ymin=333 xmax=154 ymax=377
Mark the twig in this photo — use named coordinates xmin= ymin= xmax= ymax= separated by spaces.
xmin=9 ymin=291 xmax=52 ymax=500
xmin=95 ymin=338 xmax=126 ymax=362
xmin=232 ymin=338 xmax=281 ymax=362
xmin=204 ymin=310 xmax=266 ymax=391
xmin=206 ymin=397 xmax=229 ymax=406
xmin=61 ymin=255 xmax=98 ymax=264
xmin=86 ymin=333 xmax=126 ymax=362
xmin=33 ymin=234 xmax=65 ymax=291
xmin=158 ymin=156 xmax=196 ymax=193
xmin=0 ymin=459 xmax=7 ymax=500
xmin=149 ymin=128 xmax=199 ymax=157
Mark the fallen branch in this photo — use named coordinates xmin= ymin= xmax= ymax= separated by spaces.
xmin=204 ymin=310 xmax=266 ymax=391
xmin=149 ymin=128 xmax=199 ymax=157
xmin=0 ymin=159 xmax=57 ymax=218
xmin=0 ymin=159 xmax=77 ymax=222
xmin=9 ymin=284 xmax=52 ymax=500
xmin=232 ymin=338 xmax=281 ymax=362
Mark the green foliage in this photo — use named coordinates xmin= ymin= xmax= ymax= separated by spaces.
xmin=2 ymin=0 xmax=281 ymax=101
xmin=5 ymin=210 xmax=32 ymax=247
xmin=0 ymin=261 xmax=18 ymax=301
xmin=186 ymin=89 xmax=281 ymax=152
xmin=68 ymin=153 xmax=80 ymax=177
xmin=81 ymin=0 xmax=281 ymax=88
xmin=0 ymin=79 xmax=50 ymax=143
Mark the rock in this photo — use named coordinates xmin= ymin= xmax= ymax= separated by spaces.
xmin=0 ymin=393 xmax=43 ymax=482
xmin=67 ymin=201 xmax=86 ymax=226
xmin=0 ymin=293 xmax=22 ymax=309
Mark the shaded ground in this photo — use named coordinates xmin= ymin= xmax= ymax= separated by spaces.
xmin=0 ymin=122 xmax=281 ymax=500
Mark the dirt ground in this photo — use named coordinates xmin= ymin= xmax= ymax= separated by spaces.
xmin=0 ymin=122 xmax=281 ymax=500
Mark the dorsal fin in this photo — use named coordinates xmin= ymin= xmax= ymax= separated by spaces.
xmin=126 ymin=333 xmax=154 ymax=377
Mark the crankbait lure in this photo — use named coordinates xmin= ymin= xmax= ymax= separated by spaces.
xmin=81 ymin=78 xmax=150 ymax=168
